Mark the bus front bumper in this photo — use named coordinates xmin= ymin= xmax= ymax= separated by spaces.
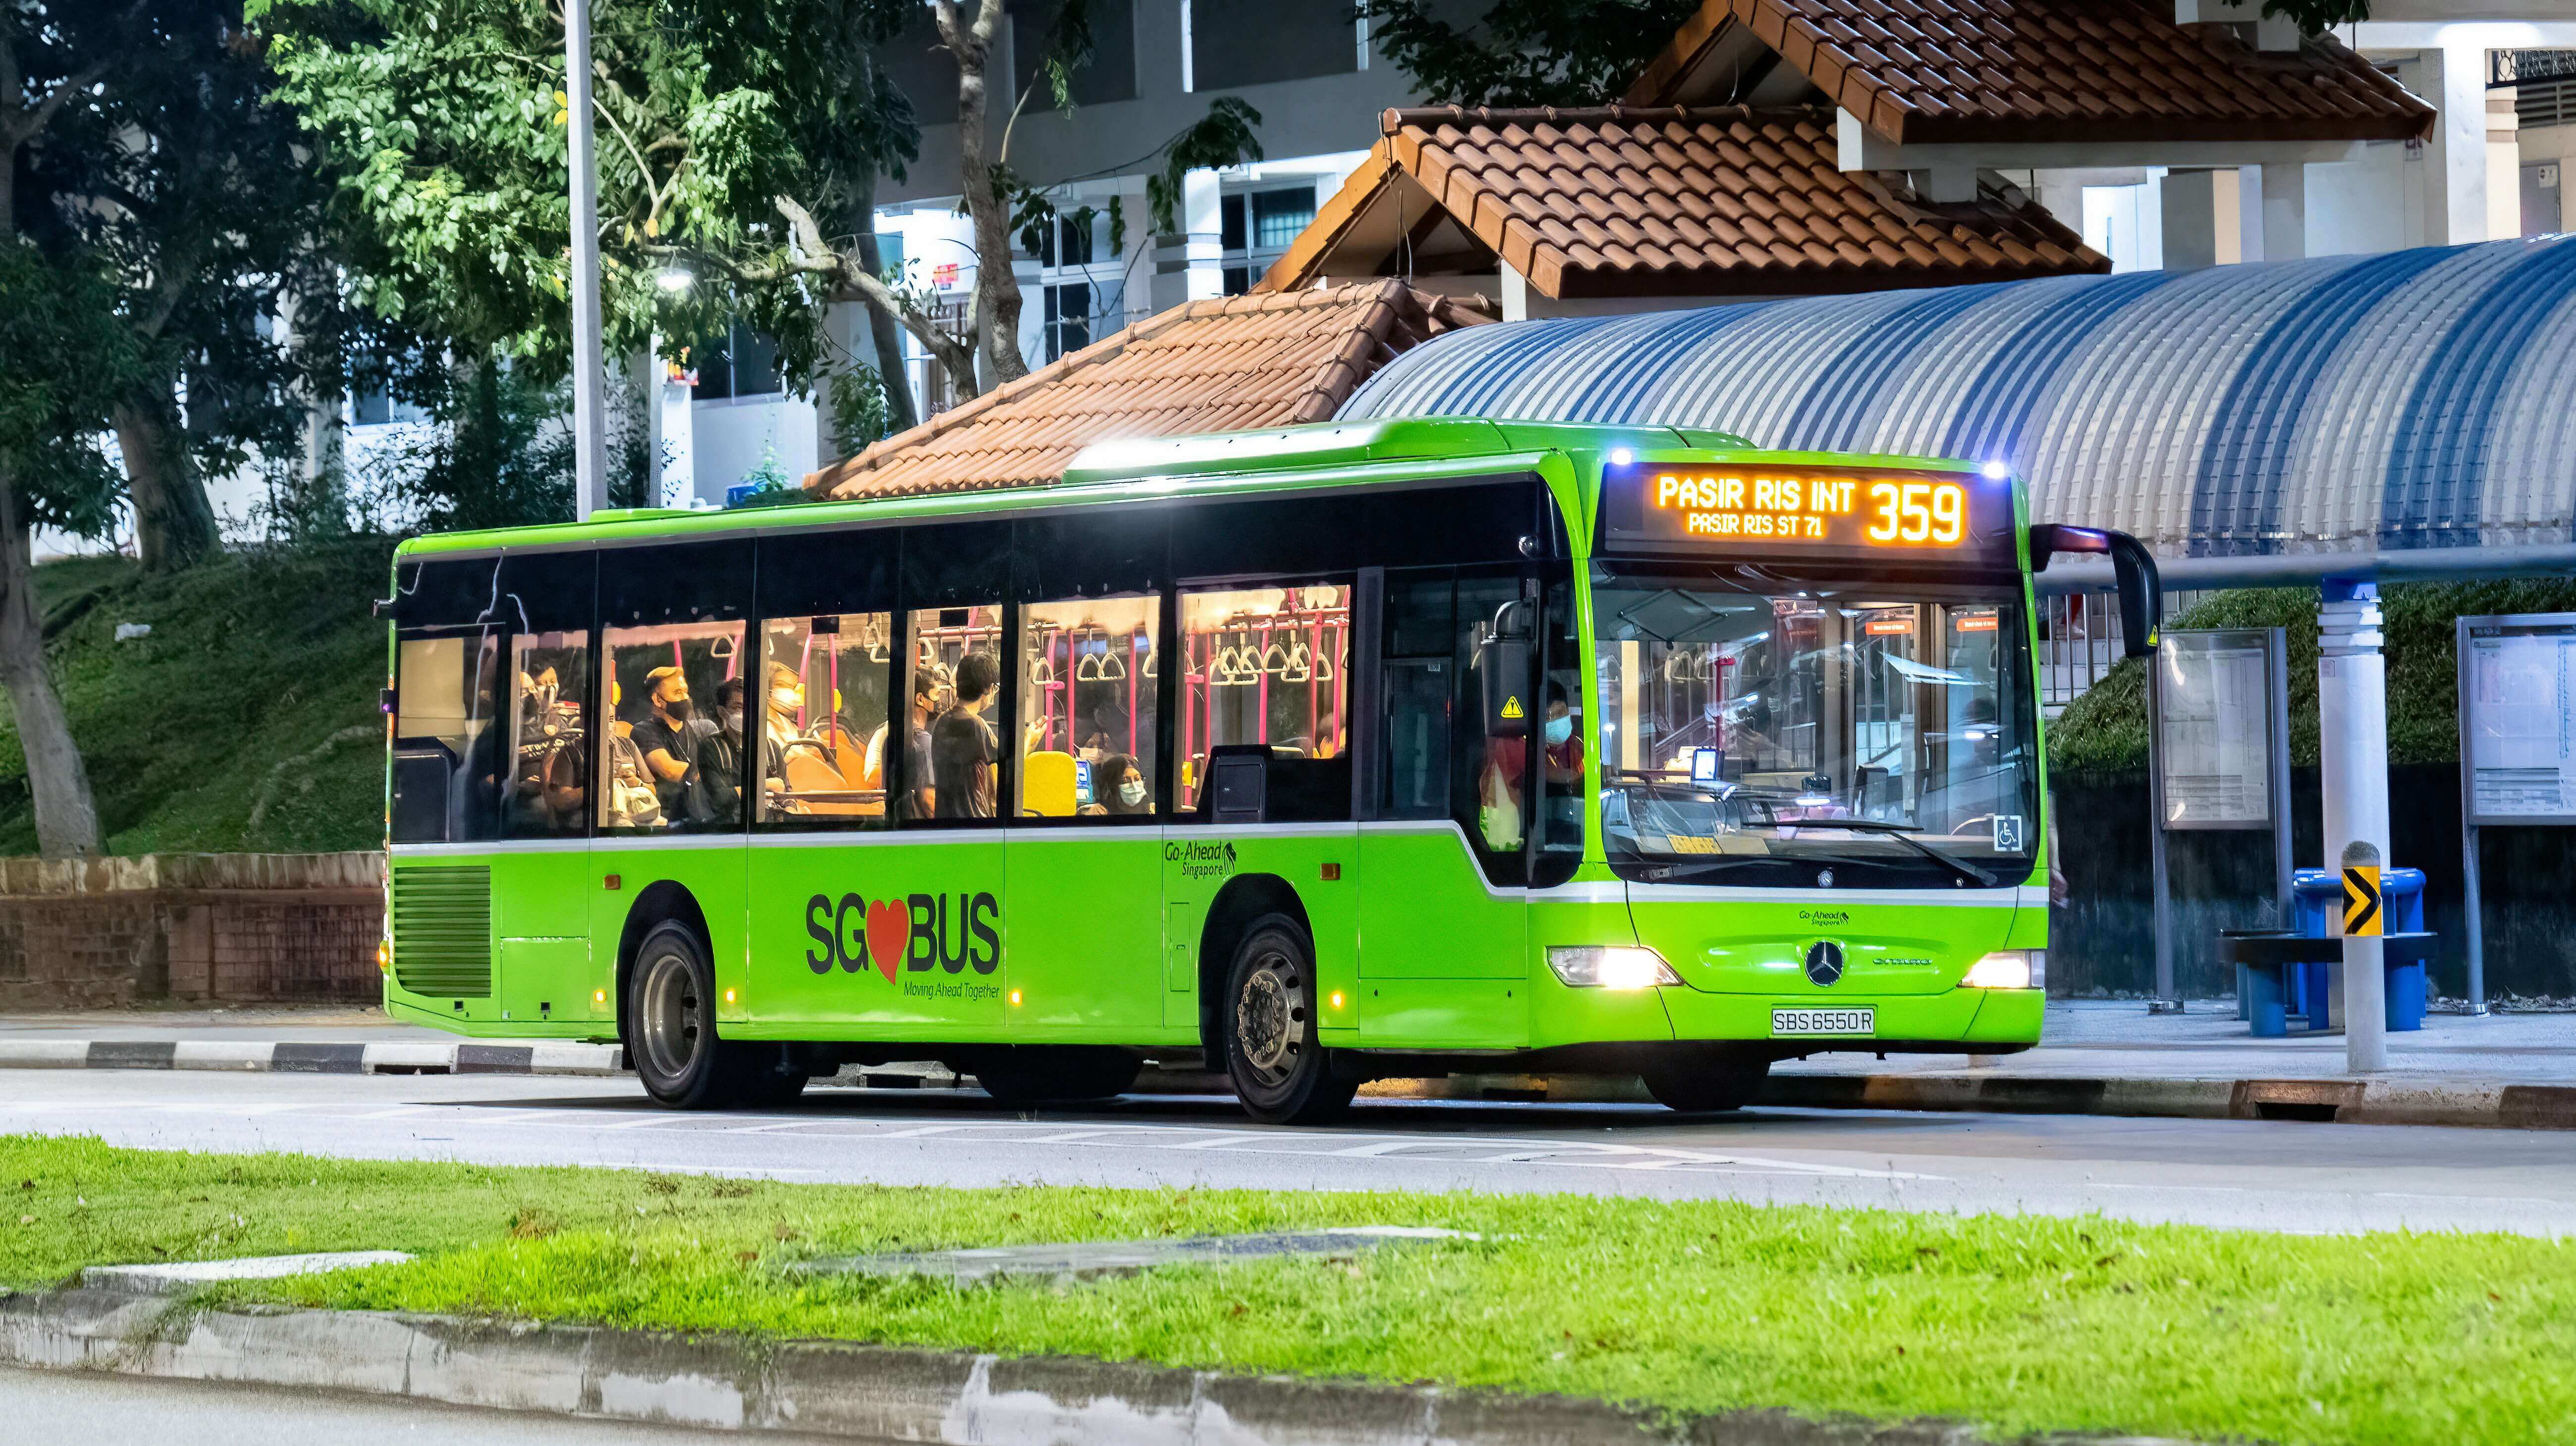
xmin=1659 ymin=984 xmax=2043 ymax=1049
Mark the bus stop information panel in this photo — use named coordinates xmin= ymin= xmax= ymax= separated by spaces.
xmin=1597 ymin=461 xmax=2017 ymax=567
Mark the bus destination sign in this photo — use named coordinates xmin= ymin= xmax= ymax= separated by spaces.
xmin=1598 ymin=460 xmax=2011 ymax=563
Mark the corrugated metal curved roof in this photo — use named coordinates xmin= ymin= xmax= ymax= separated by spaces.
xmin=1338 ymin=237 xmax=2576 ymax=556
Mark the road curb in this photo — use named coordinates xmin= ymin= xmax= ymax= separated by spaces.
xmin=6 ymin=1038 xmax=2565 ymax=1130
xmin=1766 ymin=1071 xmax=2576 ymax=1130
xmin=0 ymin=1039 xmax=626 ymax=1078
xmin=0 ymin=1287 xmax=2198 ymax=1446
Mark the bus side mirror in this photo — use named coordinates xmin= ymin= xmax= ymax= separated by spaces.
xmin=1477 ymin=599 xmax=1534 ymax=735
xmin=2030 ymin=524 xmax=2162 ymax=659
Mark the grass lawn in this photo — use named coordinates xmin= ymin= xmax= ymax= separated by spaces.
xmin=4 ymin=1136 xmax=2572 ymax=1446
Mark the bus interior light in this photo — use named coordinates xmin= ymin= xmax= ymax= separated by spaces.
xmin=1962 ymin=950 xmax=2045 ymax=990
xmin=1979 ymin=460 xmax=2010 ymax=481
xmin=1608 ymin=447 xmax=1635 ymax=466
xmin=1547 ymin=946 xmax=1681 ymax=990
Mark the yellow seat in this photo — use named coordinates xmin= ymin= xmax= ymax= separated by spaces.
xmin=1022 ymin=750 xmax=1078 ymax=817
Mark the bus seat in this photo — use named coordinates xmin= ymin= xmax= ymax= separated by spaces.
xmin=1023 ymin=750 xmax=1078 ymax=817
xmin=782 ymin=744 xmax=868 ymax=816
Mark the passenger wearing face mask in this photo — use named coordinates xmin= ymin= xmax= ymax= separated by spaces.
xmin=691 ymin=677 xmax=749 ymax=824
xmin=761 ymin=663 xmax=805 ymax=793
xmin=1537 ymin=682 xmax=1585 ymax=831
xmin=630 ymin=665 xmax=703 ymax=824
xmin=1095 ymin=752 xmax=1151 ymax=815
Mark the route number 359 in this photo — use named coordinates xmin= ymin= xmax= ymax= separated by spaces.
xmin=1865 ymin=480 xmax=1966 ymax=545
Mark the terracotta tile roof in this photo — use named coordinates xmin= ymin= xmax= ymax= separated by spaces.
xmin=1259 ymin=106 xmax=2103 ymax=299
xmin=806 ymin=283 xmax=1490 ymax=500
xmin=1628 ymin=0 xmax=2434 ymax=145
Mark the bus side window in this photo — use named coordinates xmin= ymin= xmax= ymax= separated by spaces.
xmin=1457 ymin=573 xmax=1528 ymax=886
xmin=907 ymin=604 xmax=1005 ymax=821
xmin=392 ymin=629 xmax=504 ymax=844
xmin=1176 ymin=583 xmax=1349 ymax=815
xmin=1015 ymin=593 xmax=1160 ymax=818
xmin=599 ymin=621 xmax=747 ymax=833
xmin=504 ymin=632 xmax=590 ymax=839
xmin=757 ymin=614 xmax=894 ymax=826
xmin=1378 ymin=570 xmax=1453 ymax=821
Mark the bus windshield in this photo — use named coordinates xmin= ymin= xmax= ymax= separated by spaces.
xmin=1589 ymin=566 xmax=2038 ymax=888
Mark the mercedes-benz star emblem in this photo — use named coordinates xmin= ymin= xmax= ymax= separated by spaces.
xmin=1804 ymin=940 xmax=1846 ymax=987
xmin=1817 ymin=868 xmax=1835 ymax=888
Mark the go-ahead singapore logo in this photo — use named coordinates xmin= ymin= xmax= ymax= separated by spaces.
xmin=804 ymin=891 xmax=999 ymax=983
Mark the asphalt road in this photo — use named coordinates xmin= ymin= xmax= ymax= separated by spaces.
xmin=0 ymin=1367 xmax=847 ymax=1445
xmin=4 ymin=1068 xmax=2572 ymax=1235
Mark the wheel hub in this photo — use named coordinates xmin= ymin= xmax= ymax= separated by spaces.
xmin=1236 ymin=956 xmax=1304 ymax=1084
xmin=637 ymin=949 xmax=702 ymax=1082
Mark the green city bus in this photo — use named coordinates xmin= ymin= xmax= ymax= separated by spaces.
xmin=380 ymin=417 xmax=2157 ymax=1122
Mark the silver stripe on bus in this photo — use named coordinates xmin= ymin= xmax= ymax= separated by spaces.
xmin=1627 ymin=883 xmax=2043 ymax=908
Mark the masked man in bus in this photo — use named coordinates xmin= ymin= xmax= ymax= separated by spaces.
xmin=632 ymin=665 xmax=702 ymax=824
xmin=932 ymin=650 xmax=999 ymax=819
xmin=694 ymin=677 xmax=748 ymax=823
xmin=868 ymin=659 xmax=948 ymax=819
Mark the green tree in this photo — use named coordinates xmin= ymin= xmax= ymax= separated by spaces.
xmin=0 ymin=3 xmax=162 ymax=856
xmin=29 ymin=0 xmax=338 ymax=572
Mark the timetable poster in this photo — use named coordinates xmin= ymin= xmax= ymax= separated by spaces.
xmin=2465 ymin=620 xmax=2576 ymax=823
xmin=2156 ymin=632 xmax=2275 ymax=828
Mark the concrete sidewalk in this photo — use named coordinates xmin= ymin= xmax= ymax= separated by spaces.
xmin=1 ymin=1000 xmax=2568 ymax=1128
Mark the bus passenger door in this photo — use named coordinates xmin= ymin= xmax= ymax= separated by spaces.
xmin=1355 ymin=572 xmax=1527 ymax=1048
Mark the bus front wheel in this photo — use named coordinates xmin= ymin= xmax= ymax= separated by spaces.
xmin=627 ymin=921 xmax=805 ymax=1109
xmin=1221 ymin=915 xmax=1354 ymax=1126
xmin=1639 ymin=1049 xmax=1771 ymax=1114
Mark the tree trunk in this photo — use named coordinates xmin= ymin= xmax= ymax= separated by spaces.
xmin=938 ymin=0 xmax=1030 ymax=386
xmin=113 ymin=373 xmax=220 ymax=571
xmin=0 ymin=476 xmax=100 ymax=856
xmin=846 ymin=169 xmax=917 ymax=434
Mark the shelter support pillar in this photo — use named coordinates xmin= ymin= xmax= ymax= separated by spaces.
xmin=2319 ymin=580 xmax=2391 ymax=1047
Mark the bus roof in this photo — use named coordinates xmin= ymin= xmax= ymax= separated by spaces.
xmin=394 ymin=415 xmax=1994 ymax=559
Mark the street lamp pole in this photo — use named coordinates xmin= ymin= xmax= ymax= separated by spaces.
xmin=565 ymin=0 xmax=609 ymax=521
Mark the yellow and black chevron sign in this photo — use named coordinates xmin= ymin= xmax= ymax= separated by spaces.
xmin=2342 ymin=865 xmax=2383 ymax=937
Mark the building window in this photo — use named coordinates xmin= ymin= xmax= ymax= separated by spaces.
xmin=1252 ymin=190 xmax=1315 ymax=249
xmin=690 ymin=321 xmax=782 ymax=402
xmin=1216 ymin=185 xmax=1313 ymax=296
xmin=1043 ymin=282 xmax=1094 ymax=362
xmin=1189 ymin=0 xmax=1360 ymax=91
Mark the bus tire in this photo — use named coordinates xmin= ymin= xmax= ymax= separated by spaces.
xmin=626 ymin=920 xmax=793 ymax=1109
xmin=1221 ymin=915 xmax=1353 ymax=1125
xmin=1639 ymin=1050 xmax=1771 ymax=1114
xmin=971 ymin=1046 xmax=1141 ymax=1105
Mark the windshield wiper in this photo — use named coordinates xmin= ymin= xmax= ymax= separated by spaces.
xmin=1627 ymin=857 xmax=1779 ymax=885
xmin=1784 ymin=818 xmax=1998 ymax=887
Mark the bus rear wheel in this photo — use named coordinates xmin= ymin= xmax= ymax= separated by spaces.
xmin=971 ymin=1046 xmax=1141 ymax=1106
xmin=1222 ymin=915 xmax=1354 ymax=1126
xmin=626 ymin=921 xmax=805 ymax=1109
xmin=1640 ymin=1048 xmax=1771 ymax=1114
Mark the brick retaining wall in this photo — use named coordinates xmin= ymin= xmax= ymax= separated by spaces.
xmin=0 ymin=854 xmax=384 ymax=1007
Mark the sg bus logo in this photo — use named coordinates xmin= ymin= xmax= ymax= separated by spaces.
xmin=804 ymin=892 xmax=999 ymax=982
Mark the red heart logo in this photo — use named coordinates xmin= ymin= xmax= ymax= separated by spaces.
xmin=865 ymin=900 xmax=909 ymax=984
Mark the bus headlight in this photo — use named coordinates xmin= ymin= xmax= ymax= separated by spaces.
xmin=1547 ymin=946 xmax=1680 ymax=990
xmin=1962 ymin=950 xmax=2044 ymax=990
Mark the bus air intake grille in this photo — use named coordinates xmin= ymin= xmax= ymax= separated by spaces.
xmin=391 ymin=865 xmax=493 ymax=998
